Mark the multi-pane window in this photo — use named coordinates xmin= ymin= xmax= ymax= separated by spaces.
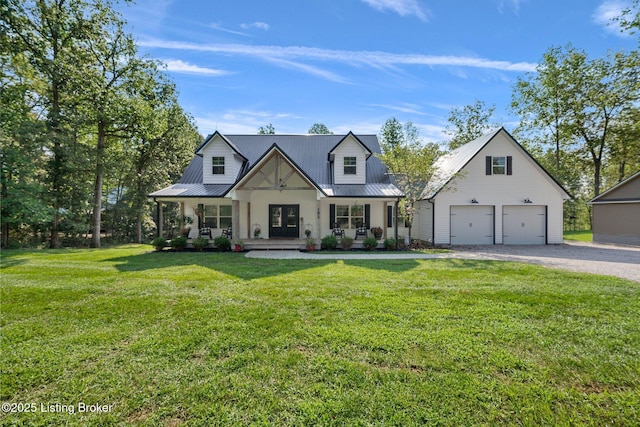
xmin=212 ymin=157 xmax=225 ymax=175
xmin=343 ymin=156 xmax=357 ymax=175
xmin=492 ymin=156 xmax=506 ymax=175
xmin=203 ymin=205 xmax=232 ymax=228
xmin=336 ymin=204 xmax=364 ymax=229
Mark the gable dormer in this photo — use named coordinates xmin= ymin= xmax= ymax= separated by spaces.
xmin=196 ymin=132 xmax=247 ymax=184
xmin=328 ymin=132 xmax=372 ymax=184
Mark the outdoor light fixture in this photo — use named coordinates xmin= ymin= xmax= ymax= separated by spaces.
xmin=471 ymin=198 xmax=478 ymax=204
xmin=524 ymin=198 xmax=532 ymax=204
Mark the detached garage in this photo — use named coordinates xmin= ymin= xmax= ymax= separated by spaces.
xmin=413 ymin=127 xmax=571 ymax=245
xmin=588 ymin=171 xmax=640 ymax=246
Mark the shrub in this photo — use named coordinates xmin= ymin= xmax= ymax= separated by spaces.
xmin=150 ymin=237 xmax=167 ymax=251
xmin=192 ymin=237 xmax=209 ymax=251
xmin=213 ymin=235 xmax=231 ymax=251
xmin=362 ymin=236 xmax=378 ymax=251
xmin=321 ymin=235 xmax=338 ymax=250
xmin=341 ymin=236 xmax=354 ymax=250
xmin=383 ymin=238 xmax=397 ymax=250
xmin=170 ymin=236 xmax=187 ymax=251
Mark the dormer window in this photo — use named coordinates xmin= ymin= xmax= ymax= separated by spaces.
xmin=344 ymin=156 xmax=357 ymax=175
xmin=212 ymin=157 xmax=225 ymax=175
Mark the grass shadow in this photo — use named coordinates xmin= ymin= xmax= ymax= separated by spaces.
xmin=105 ymin=250 xmax=338 ymax=281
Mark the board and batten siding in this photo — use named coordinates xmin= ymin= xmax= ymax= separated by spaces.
xmin=332 ymin=136 xmax=367 ymax=184
xmin=201 ymin=136 xmax=243 ymax=184
xmin=431 ymin=132 xmax=566 ymax=245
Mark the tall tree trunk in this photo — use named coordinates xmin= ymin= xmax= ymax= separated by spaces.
xmin=91 ymin=121 xmax=106 ymax=248
xmin=49 ymin=80 xmax=62 ymax=248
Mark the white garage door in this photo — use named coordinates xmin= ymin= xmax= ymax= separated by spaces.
xmin=503 ymin=205 xmax=546 ymax=244
xmin=450 ymin=205 xmax=494 ymax=245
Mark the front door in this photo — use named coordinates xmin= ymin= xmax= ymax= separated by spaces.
xmin=269 ymin=204 xmax=299 ymax=238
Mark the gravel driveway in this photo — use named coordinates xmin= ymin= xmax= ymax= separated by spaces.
xmin=451 ymin=241 xmax=640 ymax=282
xmin=247 ymin=241 xmax=640 ymax=282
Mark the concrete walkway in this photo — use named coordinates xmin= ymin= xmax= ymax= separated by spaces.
xmin=245 ymin=241 xmax=640 ymax=282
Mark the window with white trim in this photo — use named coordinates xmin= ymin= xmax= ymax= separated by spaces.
xmin=203 ymin=205 xmax=232 ymax=228
xmin=336 ymin=204 xmax=364 ymax=229
xmin=212 ymin=157 xmax=225 ymax=175
xmin=492 ymin=156 xmax=506 ymax=175
xmin=343 ymin=156 xmax=357 ymax=175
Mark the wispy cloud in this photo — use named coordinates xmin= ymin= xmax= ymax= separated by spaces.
xmin=210 ymin=22 xmax=251 ymax=37
xmin=163 ymin=59 xmax=230 ymax=76
xmin=196 ymin=109 xmax=303 ymax=134
xmin=497 ymin=0 xmax=527 ymax=14
xmin=140 ymin=39 xmax=538 ymax=77
xmin=592 ymin=0 xmax=631 ymax=36
xmin=361 ymin=0 xmax=430 ymax=22
xmin=240 ymin=22 xmax=270 ymax=31
xmin=366 ymin=102 xmax=430 ymax=115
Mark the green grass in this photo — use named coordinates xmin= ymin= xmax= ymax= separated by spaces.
xmin=564 ymin=229 xmax=593 ymax=242
xmin=1 ymin=245 xmax=639 ymax=426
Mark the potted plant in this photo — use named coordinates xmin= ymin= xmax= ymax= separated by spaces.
xmin=233 ymin=240 xmax=245 ymax=252
xmin=370 ymin=226 xmax=383 ymax=239
xmin=150 ymin=237 xmax=166 ymax=251
xmin=253 ymin=225 xmax=261 ymax=239
xmin=304 ymin=229 xmax=312 ymax=238
xmin=305 ymin=238 xmax=316 ymax=252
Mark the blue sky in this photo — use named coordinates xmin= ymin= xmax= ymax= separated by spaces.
xmin=120 ymin=0 xmax=637 ymax=141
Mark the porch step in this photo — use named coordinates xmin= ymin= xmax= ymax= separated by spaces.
xmin=244 ymin=238 xmax=307 ymax=250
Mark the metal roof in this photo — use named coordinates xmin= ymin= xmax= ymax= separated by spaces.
xmin=422 ymin=127 xmax=571 ymax=200
xmin=149 ymin=183 xmax=231 ymax=198
xmin=152 ymin=134 xmax=401 ymax=198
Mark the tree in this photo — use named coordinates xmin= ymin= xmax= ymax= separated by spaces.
xmin=445 ymin=100 xmax=498 ymax=150
xmin=2 ymin=0 xmax=98 ymax=247
xmin=257 ymin=123 xmax=275 ymax=134
xmin=512 ymin=45 xmax=640 ymax=197
xmin=308 ymin=123 xmax=332 ymax=134
xmin=616 ymin=0 xmax=640 ymax=37
xmin=377 ymin=119 xmax=441 ymax=241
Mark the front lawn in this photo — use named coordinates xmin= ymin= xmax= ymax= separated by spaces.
xmin=1 ymin=246 xmax=638 ymax=426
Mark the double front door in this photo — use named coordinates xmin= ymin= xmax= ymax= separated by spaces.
xmin=269 ymin=204 xmax=299 ymax=238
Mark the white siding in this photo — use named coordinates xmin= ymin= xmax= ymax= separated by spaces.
xmin=201 ymin=136 xmax=243 ymax=184
xmin=431 ymin=132 xmax=566 ymax=245
xmin=413 ymin=200 xmax=433 ymax=242
xmin=332 ymin=136 xmax=367 ymax=184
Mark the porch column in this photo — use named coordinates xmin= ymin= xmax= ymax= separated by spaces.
xmin=157 ymin=200 xmax=163 ymax=238
xmin=232 ymin=200 xmax=240 ymax=241
xmin=315 ymin=199 xmax=321 ymax=248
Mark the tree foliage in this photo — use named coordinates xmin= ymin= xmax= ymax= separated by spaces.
xmin=445 ymin=100 xmax=498 ymax=150
xmin=377 ymin=119 xmax=441 ymax=240
xmin=0 ymin=0 xmax=199 ymax=248
xmin=308 ymin=123 xmax=333 ymax=134
xmin=512 ymin=44 xmax=640 ymax=198
xmin=257 ymin=123 xmax=275 ymax=134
